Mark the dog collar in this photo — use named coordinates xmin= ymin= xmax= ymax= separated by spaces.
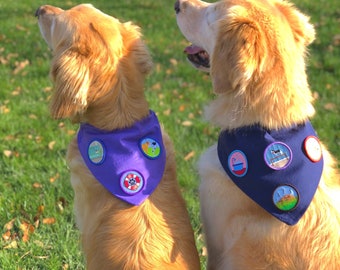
xmin=77 ymin=110 xmax=166 ymax=205
xmin=217 ymin=121 xmax=323 ymax=225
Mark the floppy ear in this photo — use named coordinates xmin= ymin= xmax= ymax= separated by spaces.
xmin=131 ymin=39 xmax=153 ymax=75
xmin=121 ymin=22 xmax=153 ymax=75
xmin=211 ymin=12 xmax=267 ymax=95
xmin=276 ymin=2 xmax=315 ymax=46
xmin=49 ymin=49 xmax=90 ymax=119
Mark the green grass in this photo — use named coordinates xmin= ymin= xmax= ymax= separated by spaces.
xmin=0 ymin=0 xmax=339 ymax=269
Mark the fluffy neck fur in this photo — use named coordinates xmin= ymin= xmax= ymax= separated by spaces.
xmin=78 ymin=77 xmax=150 ymax=131
xmin=82 ymin=81 xmax=149 ymax=131
xmin=205 ymin=84 xmax=315 ymax=131
xmin=206 ymin=45 xmax=315 ymax=131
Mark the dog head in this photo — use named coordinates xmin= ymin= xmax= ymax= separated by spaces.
xmin=175 ymin=0 xmax=316 ymax=128
xmin=36 ymin=4 xmax=152 ymax=123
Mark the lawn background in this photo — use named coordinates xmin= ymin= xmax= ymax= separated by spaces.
xmin=0 ymin=0 xmax=339 ymax=269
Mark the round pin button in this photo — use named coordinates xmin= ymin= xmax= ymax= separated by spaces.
xmin=120 ymin=171 xmax=144 ymax=195
xmin=228 ymin=150 xmax=248 ymax=177
xmin=88 ymin=140 xmax=105 ymax=164
xmin=272 ymin=185 xmax=299 ymax=212
xmin=264 ymin=142 xmax=292 ymax=170
xmin=304 ymin=136 xmax=322 ymax=163
xmin=140 ymin=138 xmax=161 ymax=159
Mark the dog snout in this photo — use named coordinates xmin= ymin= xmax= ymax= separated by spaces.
xmin=174 ymin=0 xmax=181 ymax=14
xmin=35 ymin=6 xmax=46 ymax=18
xmin=35 ymin=5 xmax=63 ymax=18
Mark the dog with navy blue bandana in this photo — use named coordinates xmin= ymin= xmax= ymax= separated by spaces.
xmin=175 ymin=0 xmax=340 ymax=269
xmin=36 ymin=4 xmax=200 ymax=269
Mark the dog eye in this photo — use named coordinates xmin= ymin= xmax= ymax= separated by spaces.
xmin=174 ymin=0 xmax=180 ymax=14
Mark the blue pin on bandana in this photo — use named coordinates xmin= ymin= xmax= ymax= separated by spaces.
xmin=77 ymin=110 xmax=166 ymax=205
xmin=217 ymin=121 xmax=323 ymax=225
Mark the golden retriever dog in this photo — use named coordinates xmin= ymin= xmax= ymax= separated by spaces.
xmin=175 ymin=0 xmax=340 ymax=269
xmin=36 ymin=4 xmax=200 ymax=269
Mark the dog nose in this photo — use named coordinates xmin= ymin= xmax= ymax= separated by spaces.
xmin=35 ymin=5 xmax=63 ymax=18
xmin=35 ymin=6 xmax=45 ymax=18
xmin=174 ymin=0 xmax=180 ymax=14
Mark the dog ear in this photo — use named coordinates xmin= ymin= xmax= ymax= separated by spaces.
xmin=48 ymin=19 xmax=114 ymax=120
xmin=211 ymin=12 xmax=266 ymax=94
xmin=49 ymin=49 xmax=90 ymax=119
xmin=121 ymin=22 xmax=153 ymax=75
xmin=276 ymin=2 xmax=315 ymax=46
xmin=132 ymin=39 xmax=153 ymax=76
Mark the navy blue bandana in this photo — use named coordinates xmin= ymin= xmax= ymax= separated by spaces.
xmin=77 ymin=110 xmax=166 ymax=205
xmin=217 ymin=121 xmax=323 ymax=225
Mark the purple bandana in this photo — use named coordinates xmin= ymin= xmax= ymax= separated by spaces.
xmin=217 ymin=121 xmax=323 ymax=225
xmin=77 ymin=110 xmax=166 ymax=205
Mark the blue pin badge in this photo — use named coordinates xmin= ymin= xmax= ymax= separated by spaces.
xmin=264 ymin=142 xmax=292 ymax=170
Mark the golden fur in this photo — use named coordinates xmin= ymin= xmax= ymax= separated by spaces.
xmin=175 ymin=0 xmax=340 ymax=269
xmin=36 ymin=4 xmax=200 ymax=269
